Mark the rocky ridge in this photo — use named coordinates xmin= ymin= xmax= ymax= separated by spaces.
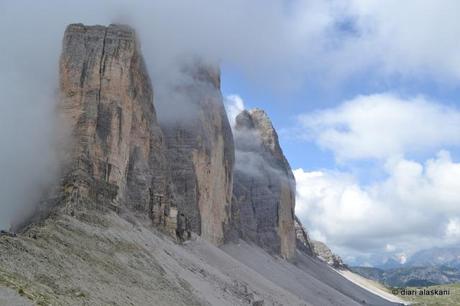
xmin=311 ymin=240 xmax=347 ymax=269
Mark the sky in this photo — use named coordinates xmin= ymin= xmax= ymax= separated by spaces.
xmin=221 ymin=0 xmax=460 ymax=265
xmin=1 ymin=0 xmax=460 ymax=266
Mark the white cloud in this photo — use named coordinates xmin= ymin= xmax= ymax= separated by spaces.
xmin=385 ymin=244 xmax=396 ymax=252
xmin=294 ymin=151 xmax=460 ymax=259
xmin=299 ymin=94 xmax=460 ymax=161
xmin=224 ymin=95 xmax=246 ymax=127
xmin=342 ymin=0 xmax=460 ymax=81
xmin=398 ymin=254 xmax=407 ymax=265
xmin=295 ymin=94 xmax=460 ymax=262
xmin=445 ymin=218 xmax=460 ymax=241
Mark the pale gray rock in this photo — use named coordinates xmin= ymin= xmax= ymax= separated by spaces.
xmin=160 ymin=62 xmax=235 ymax=245
xmin=312 ymin=240 xmax=347 ymax=269
xmin=229 ymin=109 xmax=296 ymax=259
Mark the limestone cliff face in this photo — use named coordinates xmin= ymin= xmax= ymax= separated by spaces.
xmin=160 ymin=63 xmax=234 ymax=245
xmin=59 ymin=24 xmax=174 ymax=232
xmin=230 ymin=109 xmax=296 ymax=259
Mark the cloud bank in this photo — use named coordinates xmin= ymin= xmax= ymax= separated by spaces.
xmin=341 ymin=0 xmax=460 ymax=82
xmin=298 ymin=94 xmax=460 ymax=161
xmin=295 ymin=94 xmax=460 ymax=263
xmin=295 ymin=152 xmax=460 ymax=263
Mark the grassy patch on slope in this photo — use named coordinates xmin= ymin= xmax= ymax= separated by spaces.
xmin=392 ymin=283 xmax=460 ymax=305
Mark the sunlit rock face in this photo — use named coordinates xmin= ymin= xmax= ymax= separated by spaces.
xmin=229 ymin=109 xmax=296 ymax=259
xmin=58 ymin=23 xmax=174 ymax=231
xmin=160 ymin=62 xmax=235 ymax=245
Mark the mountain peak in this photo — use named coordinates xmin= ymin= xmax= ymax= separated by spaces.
xmin=230 ymin=108 xmax=296 ymax=259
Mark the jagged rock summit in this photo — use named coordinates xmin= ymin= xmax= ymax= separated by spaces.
xmin=160 ymin=62 xmax=234 ymax=245
xmin=229 ymin=108 xmax=296 ymax=259
xmin=312 ymin=240 xmax=347 ymax=269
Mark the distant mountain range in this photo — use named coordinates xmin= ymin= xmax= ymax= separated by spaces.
xmin=352 ymin=265 xmax=460 ymax=287
xmin=376 ymin=258 xmax=405 ymax=270
xmin=352 ymin=246 xmax=460 ymax=287
xmin=407 ymin=246 xmax=460 ymax=268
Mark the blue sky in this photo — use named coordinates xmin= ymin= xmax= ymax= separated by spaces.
xmin=223 ymin=67 xmax=460 ymax=264
xmin=222 ymin=65 xmax=460 ymax=171
xmin=219 ymin=0 xmax=460 ymax=265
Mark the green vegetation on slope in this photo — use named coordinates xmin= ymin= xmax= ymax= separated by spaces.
xmin=392 ymin=283 xmax=460 ymax=306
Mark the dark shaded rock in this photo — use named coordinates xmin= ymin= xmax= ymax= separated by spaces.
xmin=160 ymin=61 xmax=235 ymax=245
xmin=229 ymin=109 xmax=296 ymax=259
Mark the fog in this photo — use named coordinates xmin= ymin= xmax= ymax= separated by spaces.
xmin=0 ymin=0 xmax=344 ymax=229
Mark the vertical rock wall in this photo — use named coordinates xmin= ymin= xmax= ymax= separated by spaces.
xmin=59 ymin=24 xmax=173 ymax=229
xmin=57 ymin=23 xmax=300 ymax=253
xmin=160 ymin=63 xmax=234 ymax=245
xmin=230 ymin=109 xmax=296 ymax=259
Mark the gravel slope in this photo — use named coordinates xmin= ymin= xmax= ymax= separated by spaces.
xmin=222 ymin=241 xmax=405 ymax=306
xmin=0 ymin=287 xmax=33 ymax=306
xmin=0 ymin=211 xmax=404 ymax=305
